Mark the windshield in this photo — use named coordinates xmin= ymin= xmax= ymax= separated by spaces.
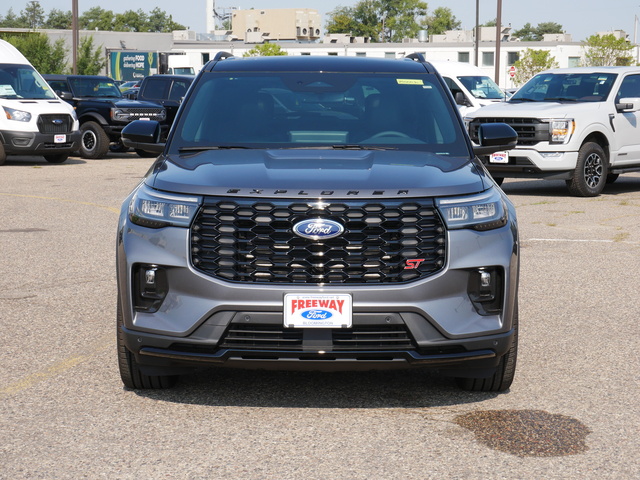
xmin=457 ymin=75 xmax=505 ymax=100
xmin=68 ymin=77 xmax=122 ymax=98
xmin=0 ymin=64 xmax=56 ymax=100
xmin=171 ymin=71 xmax=469 ymax=157
xmin=511 ymin=72 xmax=617 ymax=103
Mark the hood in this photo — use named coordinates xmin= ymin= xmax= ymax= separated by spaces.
xmin=147 ymin=149 xmax=487 ymax=198
xmin=5 ymin=98 xmax=75 ymax=115
xmin=468 ymin=100 xmax=603 ymax=118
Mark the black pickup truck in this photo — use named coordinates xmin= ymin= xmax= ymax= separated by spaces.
xmin=43 ymin=74 xmax=166 ymax=159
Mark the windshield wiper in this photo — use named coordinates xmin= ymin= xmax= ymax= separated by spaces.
xmin=509 ymin=97 xmax=538 ymax=102
xmin=178 ymin=145 xmax=253 ymax=153
xmin=544 ymin=97 xmax=578 ymax=102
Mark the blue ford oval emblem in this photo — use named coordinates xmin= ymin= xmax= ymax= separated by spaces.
xmin=52 ymin=119 xmax=64 ymax=125
xmin=302 ymin=310 xmax=333 ymax=320
xmin=293 ymin=219 xmax=344 ymax=240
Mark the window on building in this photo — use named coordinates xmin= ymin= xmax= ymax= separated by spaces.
xmin=507 ymin=52 xmax=519 ymax=66
xmin=482 ymin=52 xmax=494 ymax=67
xmin=458 ymin=52 xmax=470 ymax=63
xmin=202 ymin=53 xmax=210 ymax=64
xmin=328 ymin=52 xmax=338 ymax=56
xmin=568 ymin=57 xmax=581 ymax=68
xmin=301 ymin=52 xmax=311 ymax=56
xmin=355 ymin=52 xmax=366 ymax=57
xmin=385 ymin=52 xmax=395 ymax=59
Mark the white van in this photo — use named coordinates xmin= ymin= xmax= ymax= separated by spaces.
xmin=431 ymin=61 xmax=506 ymax=116
xmin=0 ymin=39 xmax=80 ymax=165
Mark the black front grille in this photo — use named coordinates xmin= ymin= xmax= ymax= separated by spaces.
xmin=469 ymin=117 xmax=548 ymax=146
xmin=215 ymin=324 xmax=415 ymax=351
xmin=191 ymin=198 xmax=447 ymax=285
xmin=37 ymin=114 xmax=73 ymax=134
xmin=121 ymin=108 xmax=164 ymax=121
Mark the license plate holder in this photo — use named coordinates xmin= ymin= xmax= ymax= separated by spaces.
xmin=489 ymin=151 xmax=509 ymax=164
xmin=284 ymin=293 xmax=352 ymax=328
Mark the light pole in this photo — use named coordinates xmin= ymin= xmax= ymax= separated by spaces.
xmin=494 ymin=0 xmax=502 ymax=85
xmin=475 ymin=0 xmax=479 ymax=66
xmin=72 ymin=0 xmax=78 ymax=74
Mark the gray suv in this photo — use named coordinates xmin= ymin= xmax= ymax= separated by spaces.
xmin=117 ymin=54 xmax=520 ymax=392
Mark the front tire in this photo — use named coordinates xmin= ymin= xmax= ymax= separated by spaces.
xmin=43 ymin=153 xmax=69 ymax=164
xmin=455 ymin=303 xmax=518 ymax=392
xmin=79 ymin=121 xmax=110 ymax=159
xmin=117 ymin=298 xmax=178 ymax=389
xmin=566 ymin=142 xmax=607 ymax=197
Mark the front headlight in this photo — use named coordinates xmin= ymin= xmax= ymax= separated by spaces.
xmin=111 ymin=108 xmax=129 ymax=122
xmin=436 ymin=188 xmax=508 ymax=231
xmin=128 ymin=184 xmax=202 ymax=228
xmin=546 ymin=118 xmax=575 ymax=144
xmin=3 ymin=106 xmax=31 ymax=122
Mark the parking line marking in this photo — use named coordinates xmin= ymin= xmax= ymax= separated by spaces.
xmin=528 ymin=238 xmax=640 ymax=245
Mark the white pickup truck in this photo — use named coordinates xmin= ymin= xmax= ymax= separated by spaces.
xmin=465 ymin=67 xmax=640 ymax=196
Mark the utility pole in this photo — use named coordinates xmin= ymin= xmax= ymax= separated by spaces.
xmin=72 ymin=0 xmax=78 ymax=74
xmin=475 ymin=0 xmax=479 ymax=66
xmin=494 ymin=0 xmax=502 ymax=85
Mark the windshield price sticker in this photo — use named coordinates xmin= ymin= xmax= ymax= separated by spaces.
xmin=490 ymin=151 xmax=509 ymax=164
xmin=284 ymin=294 xmax=352 ymax=328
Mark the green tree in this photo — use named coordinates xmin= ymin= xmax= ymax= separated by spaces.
xmin=583 ymin=33 xmax=634 ymax=66
xmin=147 ymin=8 xmax=186 ymax=32
xmin=325 ymin=0 xmax=427 ymax=42
xmin=20 ymin=1 xmax=45 ymax=29
xmin=44 ymin=9 xmax=72 ymax=29
xmin=79 ymin=7 xmax=115 ymax=31
xmin=114 ymin=9 xmax=149 ymax=32
xmin=76 ymin=35 xmax=105 ymax=75
xmin=512 ymin=48 xmax=559 ymax=86
xmin=243 ymin=43 xmax=288 ymax=57
xmin=4 ymin=34 xmax=67 ymax=73
xmin=513 ymin=21 xmax=563 ymax=41
xmin=0 ymin=8 xmax=28 ymax=28
xmin=425 ymin=7 xmax=461 ymax=35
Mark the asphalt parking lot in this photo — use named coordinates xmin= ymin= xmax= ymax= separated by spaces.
xmin=1 ymin=152 xmax=639 ymax=479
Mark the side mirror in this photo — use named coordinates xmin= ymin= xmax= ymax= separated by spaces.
xmin=121 ymin=120 xmax=165 ymax=153
xmin=616 ymin=97 xmax=640 ymax=112
xmin=473 ymin=123 xmax=518 ymax=156
xmin=455 ymin=91 xmax=470 ymax=106
xmin=57 ymin=90 xmax=73 ymax=100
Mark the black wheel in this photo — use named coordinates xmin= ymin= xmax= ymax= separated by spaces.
xmin=43 ymin=153 xmax=69 ymax=164
xmin=0 ymin=142 xmax=6 ymax=166
xmin=116 ymin=298 xmax=178 ymax=389
xmin=79 ymin=121 xmax=110 ymax=159
xmin=455 ymin=302 xmax=518 ymax=392
xmin=135 ymin=149 xmax=157 ymax=158
xmin=566 ymin=142 xmax=607 ymax=197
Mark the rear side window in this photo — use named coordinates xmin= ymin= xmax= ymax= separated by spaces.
xmin=141 ymin=78 xmax=169 ymax=100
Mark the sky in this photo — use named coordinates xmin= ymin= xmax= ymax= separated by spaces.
xmin=11 ymin=0 xmax=640 ymax=42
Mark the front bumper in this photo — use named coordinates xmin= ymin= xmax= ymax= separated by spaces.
xmin=482 ymin=148 xmax=579 ymax=179
xmin=1 ymin=129 xmax=81 ymax=155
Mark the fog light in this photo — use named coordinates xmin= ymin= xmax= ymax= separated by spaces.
xmin=468 ymin=267 xmax=503 ymax=315
xmin=133 ymin=264 xmax=168 ymax=312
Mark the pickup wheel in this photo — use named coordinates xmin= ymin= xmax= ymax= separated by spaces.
xmin=116 ymin=298 xmax=178 ymax=389
xmin=43 ymin=153 xmax=69 ymax=164
xmin=567 ymin=142 xmax=607 ymax=197
xmin=455 ymin=302 xmax=518 ymax=392
xmin=79 ymin=121 xmax=110 ymax=159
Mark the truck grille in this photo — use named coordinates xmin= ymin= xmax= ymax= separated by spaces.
xmin=191 ymin=198 xmax=447 ymax=285
xmin=469 ymin=117 xmax=548 ymax=146
xmin=119 ymin=108 xmax=165 ymax=121
xmin=37 ymin=114 xmax=73 ymax=134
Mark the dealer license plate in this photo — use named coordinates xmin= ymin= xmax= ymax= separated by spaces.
xmin=54 ymin=134 xmax=66 ymax=143
xmin=284 ymin=293 xmax=352 ymax=328
xmin=489 ymin=151 xmax=509 ymax=164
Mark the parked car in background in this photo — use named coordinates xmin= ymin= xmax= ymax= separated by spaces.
xmin=119 ymin=80 xmax=141 ymax=92
xmin=44 ymin=74 xmax=166 ymax=159
xmin=117 ymin=53 xmax=520 ymax=392
xmin=0 ymin=39 xmax=80 ymax=165
xmin=466 ymin=67 xmax=640 ymax=196
xmin=134 ymin=74 xmax=194 ymax=130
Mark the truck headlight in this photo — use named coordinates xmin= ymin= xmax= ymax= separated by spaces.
xmin=436 ymin=188 xmax=508 ymax=231
xmin=128 ymin=184 xmax=201 ymax=228
xmin=111 ymin=108 xmax=129 ymax=122
xmin=547 ymin=118 xmax=575 ymax=144
xmin=3 ymin=106 xmax=31 ymax=122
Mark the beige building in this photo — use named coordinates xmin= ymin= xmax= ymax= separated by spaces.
xmin=231 ymin=8 xmax=321 ymax=42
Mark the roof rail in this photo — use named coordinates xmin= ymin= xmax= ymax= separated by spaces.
xmin=213 ymin=51 xmax=234 ymax=61
xmin=405 ymin=53 xmax=427 ymax=63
